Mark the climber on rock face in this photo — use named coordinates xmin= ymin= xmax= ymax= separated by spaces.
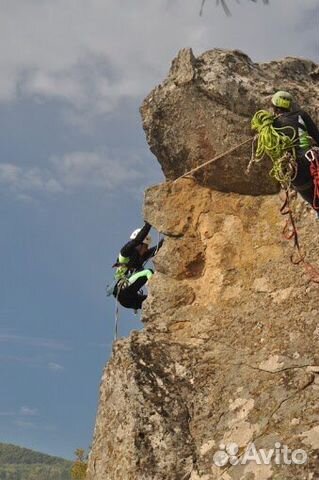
xmin=112 ymin=222 xmax=164 ymax=310
xmin=271 ymin=90 xmax=319 ymax=210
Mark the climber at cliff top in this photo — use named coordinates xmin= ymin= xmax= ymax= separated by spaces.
xmin=111 ymin=222 xmax=164 ymax=310
xmin=251 ymin=90 xmax=319 ymax=213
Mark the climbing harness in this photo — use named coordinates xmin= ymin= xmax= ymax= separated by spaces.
xmin=306 ymin=147 xmax=319 ymax=210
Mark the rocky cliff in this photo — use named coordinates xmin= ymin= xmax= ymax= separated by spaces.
xmin=87 ymin=49 xmax=319 ymax=480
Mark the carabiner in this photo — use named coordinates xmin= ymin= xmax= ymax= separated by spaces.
xmin=305 ymin=149 xmax=315 ymax=163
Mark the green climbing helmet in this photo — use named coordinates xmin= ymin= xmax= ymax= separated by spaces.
xmin=271 ymin=91 xmax=293 ymax=110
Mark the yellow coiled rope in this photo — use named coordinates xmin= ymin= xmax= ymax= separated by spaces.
xmin=251 ymin=110 xmax=298 ymax=189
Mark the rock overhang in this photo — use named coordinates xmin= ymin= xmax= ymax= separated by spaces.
xmin=141 ymin=47 xmax=319 ymax=196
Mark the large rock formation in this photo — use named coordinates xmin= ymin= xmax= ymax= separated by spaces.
xmin=141 ymin=48 xmax=319 ymax=195
xmin=87 ymin=49 xmax=319 ymax=480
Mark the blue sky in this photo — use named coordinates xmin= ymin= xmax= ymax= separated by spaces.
xmin=0 ymin=0 xmax=318 ymax=461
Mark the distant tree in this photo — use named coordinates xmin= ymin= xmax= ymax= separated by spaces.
xmin=71 ymin=449 xmax=87 ymax=480
xmin=200 ymin=0 xmax=269 ymax=16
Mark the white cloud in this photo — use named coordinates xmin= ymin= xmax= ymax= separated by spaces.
xmin=51 ymin=151 xmax=143 ymax=189
xmin=0 ymin=163 xmax=63 ymax=194
xmin=0 ymin=354 xmax=38 ymax=366
xmin=0 ymin=0 xmax=317 ymax=116
xmin=48 ymin=362 xmax=64 ymax=372
xmin=0 ymin=333 xmax=70 ymax=350
xmin=14 ymin=419 xmax=57 ymax=431
xmin=15 ymin=420 xmax=36 ymax=429
xmin=0 ymin=150 xmax=154 ymax=198
xmin=20 ymin=406 xmax=39 ymax=416
xmin=0 ymin=407 xmax=38 ymax=417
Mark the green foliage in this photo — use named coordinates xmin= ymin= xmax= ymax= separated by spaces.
xmin=0 ymin=443 xmax=70 ymax=465
xmin=0 ymin=443 xmax=72 ymax=480
xmin=0 ymin=464 xmax=71 ymax=480
xmin=71 ymin=449 xmax=87 ymax=480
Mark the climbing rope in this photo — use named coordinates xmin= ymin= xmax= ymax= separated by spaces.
xmin=174 ymin=113 xmax=297 ymax=186
xmin=174 ymin=137 xmax=253 ymax=182
xmin=106 ymin=277 xmax=124 ymax=340
xmin=280 ymin=190 xmax=304 ymax=265
xmin=112 ymin=278 xmax=130 ymax=341
xmin=250 ymin=110 xmax=298 ymax=189
xmin=105 ymin=278 xmax=121 ymax=341
xmin=306 ymin=147 xmax=319 ymax=210
xmin=280 ymin=189 xmax=319 ymax=283
xmin=113 ymin=280 xmax=124 ymax=342
xmin=114 ymin=288 xmax=120 ymax=341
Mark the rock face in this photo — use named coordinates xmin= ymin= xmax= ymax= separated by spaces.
xmin=87 ymin=50 xmax=319 ymax=480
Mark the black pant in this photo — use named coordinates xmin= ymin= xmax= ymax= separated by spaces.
xmin=113 ymin=275 xmax=149 ymax=310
